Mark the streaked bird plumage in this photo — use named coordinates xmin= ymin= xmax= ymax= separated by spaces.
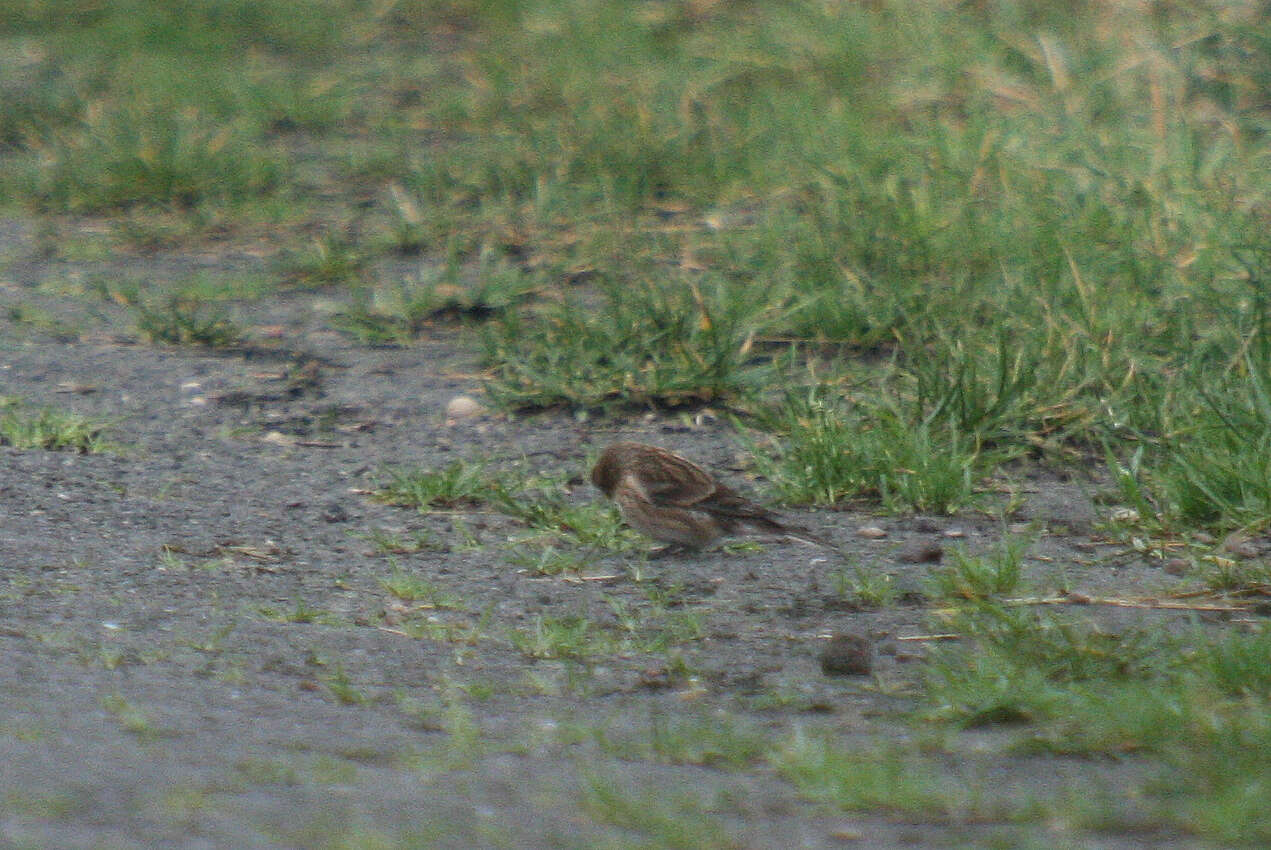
xmin=590 ymin=442 xmax=832 ymax=551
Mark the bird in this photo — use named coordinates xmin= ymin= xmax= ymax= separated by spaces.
xmin=590 ymin=441 xmax=836 ymax=553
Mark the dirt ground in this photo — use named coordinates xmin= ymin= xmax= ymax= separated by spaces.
xmin=0 ymin=216 xmax=1219 ymax=848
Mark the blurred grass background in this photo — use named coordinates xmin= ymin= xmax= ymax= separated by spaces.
xmin=3 ymin=0 xmax=1271 ymax=528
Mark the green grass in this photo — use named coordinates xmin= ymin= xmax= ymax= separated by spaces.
xmin=1197 ymin=556 xmax=1271 ymax=595
xmin=590 ymin=712 xmax=767 ymax=770
xmin=832 ymin=565 xmax=900 ymax=608
xmin=30 ymin=104 xmax=285 ymax=214
xmin=375 ymin=460 xmax=636 ymax=551
xmin=748 ymin=388 xmax=995 ymax=513
xmin=0 ymin=0 xmax=345 ymax=220
xmin=505 ymin=544 xmax=596 ymax=577
xmin=1148 ymin=358 xmax=1271 ymax=529
xmin=133 ymin=296 xmax=244 ymax=347
xmin=3 ymin=788 xmax=95 ymax=821
xmin=773 ymin=734 xmax=968 ymax=820
xmin=511 ymin=615 xmax=616 ymax=662
xmin=747 ymin=606 xmax=1271 ymax=843
xmin=101 ymin=692 xmax=166 ymax=742
xmin=350 ymin=526 xmax=442 ymax=556
xmin=923 ymin=602 xmax=1178 ymax=727
xmin=257 ymin=601 xmax=335 ymax=625
xmin=89 ymin=278 xmax=247 ymax=347
xmin=915 ymin=600 xmax=1271 ymax=843
xmin=6 ymin=0 xmax=1271 ymax=532
xmin=377 ymin=568 xmax=462 ymax=608
xmin=579 ymin=776 xmax=743 ymax=850
xmin=323 ymin=665 xmax=367 ymax=706
xmin=926 ymin=537 xmax=1031 ymax=602
xmin=0 ymin=397 xmax=108 ymax=452
xmin=392 ymin=612 xmax=487 ymax=646
xmin=278 ymin=235 xmax=369 ymax=289
xmin=374 ymin=460 xmax=509 ymax=511
xmin=332 ymin=251 xmax=539 ymax=344
xmin=5 ymin=304 xmax=81 ymax=342
xmin=481 ymin=274 xmax=776 ymax=412
xmin=510 ymin=597 xmax=703 ymax=662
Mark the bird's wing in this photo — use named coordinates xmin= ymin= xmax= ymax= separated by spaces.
xmin=698 ymin=483 xmax=780 ymax=522
xmin=638 ymin=454 xmax=719 ymax=507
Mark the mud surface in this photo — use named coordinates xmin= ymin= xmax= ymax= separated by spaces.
xmin=0 ymin=218 xmax=1217 ymax=848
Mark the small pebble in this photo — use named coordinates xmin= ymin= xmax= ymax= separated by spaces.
xmin=943 ymin=528 xmax=966 ymax=538
xmin=1110 ymin=507 xmax=1140 ymax=523
xmin=445 ymin=395 xmax=484 ymax=421
xmin=897 ymin=541 xmax=944 ymax=564
xmin=1193 ymin=531 xmax=1216 ymax=545
xmin=1223 ymin=533 xmax=1259 ymax=559
xmin=637 ymin=667 xmax=673 ymax=690
xmin=1163 ymin=558 xmax=1189 ymax=576
xmin=828 ymin=825 xmax=864 ymax=842
xmin=820 ymin=633 xmax=873 ymax=676
xmin=857 ymin=526 xmax=888 ymax=539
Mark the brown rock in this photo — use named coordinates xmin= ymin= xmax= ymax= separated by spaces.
xmin=820 ymin=633 xmax=873 ymax=676
xmin=897 ymin=540 xmax=944 ymax=564
xmin=1223 ymin=533 xmax=1259 ymax=559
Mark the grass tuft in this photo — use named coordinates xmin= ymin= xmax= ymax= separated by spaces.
xmin=482 ymin=275 xmax=773 ymax=412
xmin=750 ymin=388 xmax=993 ymax=513
xmin=0 ymin=398 xmax=107 ymax=453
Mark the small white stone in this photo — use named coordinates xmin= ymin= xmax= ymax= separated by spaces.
xmin=856 ymin=526 xmax=888 ymax=539
xmin=445 ymin=395 xmax=484 ymax=420
xmin=828 ymin=824 xmax=865 ymax=841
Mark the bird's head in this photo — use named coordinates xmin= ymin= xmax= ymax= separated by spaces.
xmin=590 ymin=446 xmax=621 ymax=496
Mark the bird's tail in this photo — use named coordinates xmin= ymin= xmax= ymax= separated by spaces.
xmin=751 ymin=518 xmax=843 ymax=554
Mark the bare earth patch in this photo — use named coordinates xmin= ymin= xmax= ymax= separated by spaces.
xmin=2 ymin=217 xmax=1246 ymax=849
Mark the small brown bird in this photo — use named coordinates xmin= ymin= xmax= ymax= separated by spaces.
xmin=590 ymin=441 xmax=833 ymax=552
